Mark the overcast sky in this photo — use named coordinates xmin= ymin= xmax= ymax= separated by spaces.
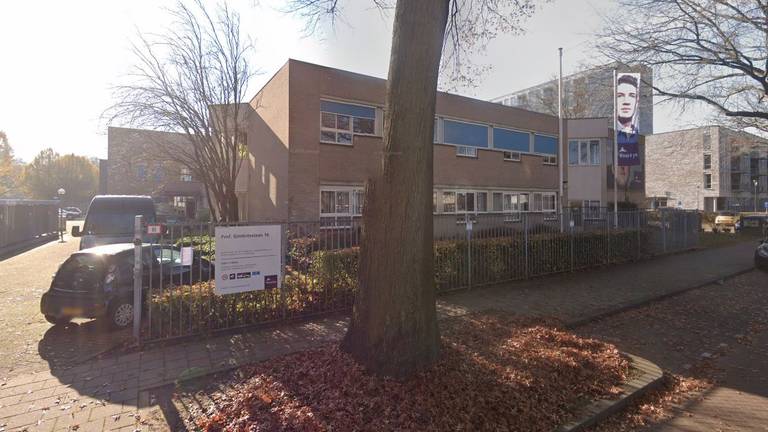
xmin=0 ymin=0 xmax=700 ymax=162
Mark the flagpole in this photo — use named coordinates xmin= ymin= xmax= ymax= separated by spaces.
xmin=558 ymin=47 xmax=564 ymax=233
xmin=613 ymin=68 xmax=618 ymax=228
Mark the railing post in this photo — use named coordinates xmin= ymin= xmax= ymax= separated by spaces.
xmin=523 ymin=214 xmax=529 ymax=278
xmin=607 ymin=209 xmax=612 ymax=264
xmin=569 ymin=209 xmax=575 ymax=271
xmin=636 ymin=211 xmax=641 ymax=259
xmin=281 ymin=223 xmax=288 ymax=319
xmin=465 ymin=213 xmax=472 ymax=289
xmin=661 ymin=210 xmax=667 ymax=253
xmin=133 ymin=215 xmax=143 ymax=344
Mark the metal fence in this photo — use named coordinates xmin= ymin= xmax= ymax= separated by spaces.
xmin=137 ymin=208 xmax=699 ymax=342
xmin=0 ymin=199 xmax=59 ymax=251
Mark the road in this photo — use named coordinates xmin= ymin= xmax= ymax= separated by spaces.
xmin=579 ymin=270 xmax=768 ymax=432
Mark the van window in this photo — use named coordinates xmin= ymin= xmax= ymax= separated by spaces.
xmin=83 ymin=199 xmax=156 ymax=235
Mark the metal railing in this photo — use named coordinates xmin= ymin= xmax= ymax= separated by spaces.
xmin=136 ymin=208 xmax=700 ymax=342
xmin=0 ymin=199 xmax=59 ymax=251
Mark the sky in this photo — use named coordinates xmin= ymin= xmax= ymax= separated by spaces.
xmin=0 ymin=0 xmax=701 ymax=163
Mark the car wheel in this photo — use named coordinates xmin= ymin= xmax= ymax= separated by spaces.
xmin=44 ymin=315 xmax=71 ymax=326
xmin=108 ymin=299 xmax=134 ymax=330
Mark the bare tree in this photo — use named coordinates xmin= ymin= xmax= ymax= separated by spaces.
xmin=285 ymin=0 xmax=545 ymax=378
xmin=597 ymin=0 xmax=768 ymax=132
xmin=106 ymin=0 xmax=255 ymax=221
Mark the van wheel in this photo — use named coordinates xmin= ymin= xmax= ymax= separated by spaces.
xmin=108 ymin=299 xmax=134 ymax=330
xmin=44 ymin=315 xmax=71 ymax=326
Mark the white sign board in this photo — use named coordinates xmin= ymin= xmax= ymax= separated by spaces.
xmin=214 ymin=225 xmax=282 ymax=295
xmin=181 ymin=246 xmax=194 ymax=266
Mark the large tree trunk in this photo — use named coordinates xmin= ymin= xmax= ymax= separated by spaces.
xmin=341 ymin=0 xmax=449 ymax=378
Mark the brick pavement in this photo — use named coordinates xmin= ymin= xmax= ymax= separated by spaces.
xmin=0 ymin=240 xmax=758 ymax=431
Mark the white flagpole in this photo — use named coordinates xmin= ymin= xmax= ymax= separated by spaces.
xmin=558 ymin=47 xmax=564 ymax=233
xmin=613 ymin=69 xmax=618 ymax=227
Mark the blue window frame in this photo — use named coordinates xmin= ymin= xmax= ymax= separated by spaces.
xmin=493 ymin=128 xmax=530 ymax=152
xmin=534 ymin=134 xmax=558 ymax=155
xmin=443 ymin=119 xmax=488 ymax=148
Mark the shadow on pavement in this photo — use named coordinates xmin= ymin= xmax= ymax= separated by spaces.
xmin=38 ymin=320 xmax=131 ymax=371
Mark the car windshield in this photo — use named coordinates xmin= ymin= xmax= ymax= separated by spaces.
xmin=83 ymin=211 xmax=155 ymax=235
xmin=54 ymin=255 xmax=105 ymax=292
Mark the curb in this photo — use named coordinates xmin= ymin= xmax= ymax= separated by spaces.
xmin=564 ymin=266 xmax=755 ymax=329
xmin=0 ymin=234 xmax=58 ymax=261
xmin=556 ymin=353 xmax=664 ymax=432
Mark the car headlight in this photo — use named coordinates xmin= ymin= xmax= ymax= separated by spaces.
xmin=759 ymin=245 xmax=768 ymax=258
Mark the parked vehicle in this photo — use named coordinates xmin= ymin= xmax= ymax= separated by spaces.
xmin=756 ymin=239 xmax=768 ymax=271
xmin=63 ymin=207 xmax=82 ymax=219
xmin=736 ymin=214 xmax=768 ymax=234
xmin=40 ymin=243 xmax=214 ymax=329
xmin=71 ymin=195 xmax=156 ymax=250
xmin=713 ymin=211 xmax=738 ymax=233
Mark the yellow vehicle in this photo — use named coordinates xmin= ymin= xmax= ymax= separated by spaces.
xmin=713 ymin=211 xmax=738 ymax=233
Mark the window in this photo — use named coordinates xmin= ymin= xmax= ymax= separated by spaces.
xmin=320 ymin=187 xmax=364 ymax=227
xmin=180 ymin=167 xmax=192 ymax=182
xmin=731 ymin=155 xmax=741 ymax=172
xmin=503 ymin=151 xmax=521 ymax=161
xmin=543 ymin=194 xmax=556 ymax=212
xmin=477 ymin=192 xmax=488 ymax=212
xmin=534 ymin=134 xmax=558 ymax=155
xmin=543 ymin=155 xmax=557 ymax=165
xmin=519 ymin=193 xmax=529 ymax=212
xmin=532 ymin=193 xmax=543 ymax=212
xmin=442 ymin=191 xmax=456 ymax=213
xmin=503 ymin=193 xmax=521 ymax=221
xmin=493 ymin=127 xmax=530 ymax=152
xmin=456 ymin=146 xmax=478 ymax=157
xmin=320 ymin=100 xmax=376 ymax=145
xmin=457 ymin=192 xmax=475 ymax=212
xmin=154 ymin=166 xmax=164 ymax=182
xmin=492 ymin=192 xmax=503 ymax=212
xmin=704 ymin=173 xmax=712 ymax=189
xmin=569 ymin=139 xmax=600 ymax=166
xmin=172 ymin=196 xmax=187 ymax=209
xmin=443 ymin=119 xmax=489 ymax=148
xmin=703 ymin=133 xmax=711 ymax=150
xmin=704 ymin=154 xmax=711 ymax=170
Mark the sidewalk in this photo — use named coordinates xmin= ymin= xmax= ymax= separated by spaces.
xmin=0 ymin=241 xmax=758 ymax=431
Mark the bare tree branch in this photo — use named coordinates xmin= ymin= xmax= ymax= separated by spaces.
xmin=104 ymin=0 xmax=256 ymax=221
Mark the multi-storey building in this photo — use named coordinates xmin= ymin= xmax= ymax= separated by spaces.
xmin=491 ymin=63 xmax=654 ymax=136
xmin=242 ymin=59 xmax=565 ymax=225
xmin=646 ymin=126 xmax=768 ymax=212
xmin=105 ymin=127 xmax=210 ymax=220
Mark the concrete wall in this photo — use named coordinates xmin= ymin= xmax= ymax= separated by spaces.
xmin=564 ymin=118 xmax=611 ymax=205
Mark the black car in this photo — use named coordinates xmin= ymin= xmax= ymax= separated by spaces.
xmin=40 ymin=243 xmax=214 ymax=329
xmin=756 ymin=239 xmax=768 ymax=271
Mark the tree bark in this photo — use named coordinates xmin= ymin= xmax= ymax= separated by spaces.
xmin=340 ymin=0 xmax=449 ymax=378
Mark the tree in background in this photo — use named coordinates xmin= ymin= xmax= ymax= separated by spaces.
xmin=597 ymin=0 xmax=768 ymax=132
xmin=106 ymin=0 xmax=255 ymax=222
xmin=286 ymin=0 xmax=546 ymax=378
xmin=0 ymin=131 xmax=24 ymax=198
xmin=23 ymin=148 xmax=98 ymax=205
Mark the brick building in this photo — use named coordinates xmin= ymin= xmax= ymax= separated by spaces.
xmin=105 ymin=127 xmax=209 ymax=220
xmin=646 ymin=126 xmax=768 ymax=212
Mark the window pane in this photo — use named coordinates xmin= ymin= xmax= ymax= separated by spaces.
xmin=321 ymin=191 xmax=335 ymax=214
xmin=354 ymin=190 xmax=364 ymax=214
xmin=336 ymin=191 xmax=350 ymax=214
xmin=503 ymin=194 xmax=512 ymax=211
xmin=320 ymin=100 xmax=375 ymax=118
xmin=443 ymin=192 xmax=456 ymax=213
xmin=321 ymin=131 xmax=336 ymax=142
xmin=466 ymin=192 xmax=475 ymax=212
xmin=444 ymin=119 xmax=489 ymax=148
xmin=457 ymin=192 xmax=467 ymax=212
xmin=533 ymin=193 xmax=543 ymax=212
xmin=321 ymin=112 xmax=336 ymax=129
xmin=580 ymin=141 xmax=588 ymax=165
xmin=493 ymin=128 xmax=530 ymax=152
xmin=337 ymin=132 xmax=352 ymax=145
xmin=336 ymin=115 xmax=351 ymax=131
xmin=492 ymin=192 xmax=503 ymax=212
xmin=353 ymin=117 xmax=375 ymax=134
xmin=534 ymin=134 xmax=557 ymax=155
xmin=477 ymin=192 xmax=487 ymax=212
xmin=590 ymin=140 xmax=600 ymax=165
xmin=568 ymin=141 xmax=579 ymax=165
xmin=703 ymin=154 xmax=711 ymax=170
xmin=519 ymin=193 xmax=529 ymax=211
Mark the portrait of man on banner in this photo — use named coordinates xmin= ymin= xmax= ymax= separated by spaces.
xmin=615 ymin=72 xmax=641 ymax=167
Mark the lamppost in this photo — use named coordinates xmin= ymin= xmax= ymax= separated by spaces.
xmin=57 ymin=188 xmax=66 ymax=242
xmin=754 ymin=179 xmax=759 ymax=212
